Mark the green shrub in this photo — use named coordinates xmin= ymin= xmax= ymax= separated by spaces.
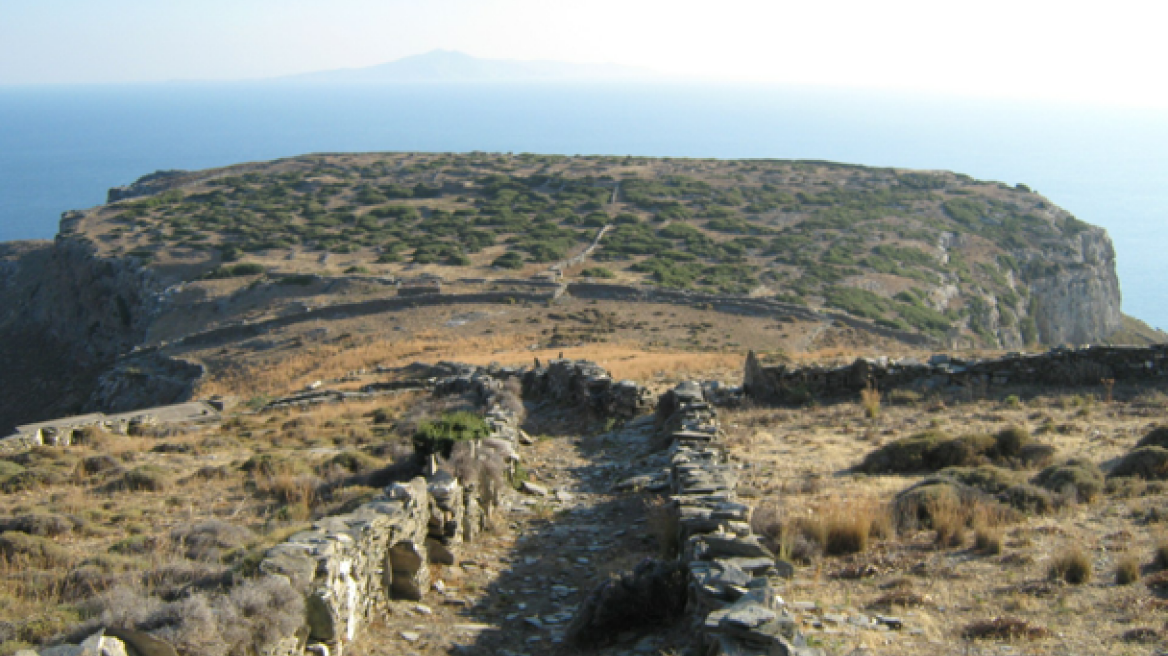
xmin=579 ymin=267 xmax=614 ymax=278
xmin=1136 ymin=427 xmax=1168 ymax=450
xmin=413 ymin=412 xmax=490 ymax=459
xmin=319 ymin=450 xmax=380 ymax=474
xmin=994 ymin=426 xmax=1032 ymax=458
xmin=278 ymin=274 xmax=318 ymax=286
xmin=1110 ymin=447 xmax=1168 ymax=480
xmin=857 ymin=430 xmax=951 ymax=473
xmin=0 ymin=467 xmax=60 ymax=493
xmin=492 ymin=252 xmax=525 ymax=269
xmin=1033 ymin=459 xmax=1104 ymax=502
xmin=1002 ymin=484 xmax=1056 ymax=514
xmin=203 ymin=262 xmax=266 ymax=279
xmin=0 ymin=532 xmax=72 ymax=567
xmin=859 ymin=428 xmax=1048 ymax=475
xmin=118 ymin=465 xmax=171 ymax=491
xmin=936 ymin=465 xmax=1022 ymax=495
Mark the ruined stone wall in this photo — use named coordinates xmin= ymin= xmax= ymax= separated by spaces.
xmin=523 ymin=358 xmax=654 ymax=418
xmin=246 ymin=358 xmax=645 ymax=656
xmin=745 ymin=344 xmax=1168 ymax=403
xmin=654 ymin=382 xmax=821 ymax=656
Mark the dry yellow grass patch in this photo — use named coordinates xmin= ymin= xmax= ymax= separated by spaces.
xmin=198 ymin=332 xmax=535 ymax=398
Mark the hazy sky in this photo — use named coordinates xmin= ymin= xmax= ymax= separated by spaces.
xmin=3 ymin=0 xmax=1167 ymax=107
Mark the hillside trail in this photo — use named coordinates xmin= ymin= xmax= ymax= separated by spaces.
xmin=354 ymin=407 xmax=689 ymax=656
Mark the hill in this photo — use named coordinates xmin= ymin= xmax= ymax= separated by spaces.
xmin=0 ymin=152 xmax=1159 ymax=431
xmin=280 ymin=50 xmax=659 ymax=83
xmin=85 ymin=153 xmax=1129 ymax=347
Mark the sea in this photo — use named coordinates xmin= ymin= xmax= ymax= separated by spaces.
xmin=0 ymin=82 xmax=1165 ymax=329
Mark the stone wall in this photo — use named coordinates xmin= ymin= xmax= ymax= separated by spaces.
xmin=523 ymin=358 xmax=654 ymax=418
xmin=744 ymin=343 xmax=1168 ymax=403
xmin=242 ymin=358 xmax=645 ymax=656
xmin=654 ymin=382 xmax=821 ymax=656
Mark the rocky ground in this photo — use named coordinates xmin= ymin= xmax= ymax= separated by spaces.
xmin=721 ymin=384 xmax=1168 ymax=656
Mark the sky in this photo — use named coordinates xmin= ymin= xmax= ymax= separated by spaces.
xmin=2 ymin=0 xmax=1168 ymax=107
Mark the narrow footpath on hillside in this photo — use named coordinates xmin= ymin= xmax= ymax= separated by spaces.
xmin=352 ymin=405 xmax=688 ymax=656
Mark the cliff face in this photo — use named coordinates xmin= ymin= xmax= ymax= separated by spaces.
xmin=1025 ymin=229 xmax=1122 ymax=346
xmin=0 ymin=224 xmax=175 ymax=431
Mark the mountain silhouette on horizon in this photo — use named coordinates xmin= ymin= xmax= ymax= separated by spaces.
xmin=280 ymin=50 xmax=662 ymax=83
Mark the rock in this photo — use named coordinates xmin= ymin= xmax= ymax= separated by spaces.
xmin=567 ymin=559 xmax=688 ymax=647
xmin=721 ymin=604 xmax=778 ymax=630
xmin=876 ymin=615 xmax=904 ymax=630
xmin=520 ymin=481 xmax=549 ymax=496
xmin=104 ymin=629 xmax=177 ymax=656
xmin=38 ymin=631 xmax=128 ymax=656
xmin=400 ymin=631 xmax=421 ymax=642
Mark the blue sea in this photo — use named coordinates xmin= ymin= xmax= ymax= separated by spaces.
xmin=1 ymin=83 xmax=1165 ymax=329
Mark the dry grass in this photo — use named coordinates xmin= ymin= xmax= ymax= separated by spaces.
xmin=962 ymin=617 xmax=1051 ymax=641
xmin=859 ymin=383 xmax=881 ymax=420
xmin=973 ymin=523 xmax=1004 ymax=555
xmin=1153 ymin=537 xmax=1168 ymax=570
xmin=1048 ymin=546 xmax=1093 ymax=584
xmin=198 ymin=332 xmax=534 ymax=398
xmin=1116 ymin=554 xmax=1141 ymax=585
xmin=718 ymin=382 xmax=1168 ymax=655
xmin=928 ymin=495 xmax=968 ymax=549
xmin=786 ymin=498 xmax=889 ymax=557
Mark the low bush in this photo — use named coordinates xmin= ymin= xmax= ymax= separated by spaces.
xmin=77 ymin=454 xmax=122 ymax=477
xmin=203 ymin=262 xmax=266 ymax=279
xmin=413 ymin=411 xmax=490 ymax=459
xmin=1001 ymin=483 xmax=1056 ymax=514
xmin=974 ymin=524 xmax=1003 ymax=555
xmin=1154 ymin=539 xmax=1168 ymax=570
xmin=857 ymin=430 xmax=950 ymax=473
xmin=858 ymin=427 xmax=1047 ymax=474
xmin=0 ymin=532 xmax=72 ymax=568
xmin=171 ymin=520 xmax=256 ymax=562
xmin=1048 ymin=546 xmax=1092 ymax=584
xmin=116 ymin=465 xmax=171 ymax=492
xmin=0 ymin=513 xmax=76 ymax=537
xmin=1117 ymin=555 xmax=1141 ymax=585
xmin=80 ymin=578 xmax=305 ymax=656
xmin=0 ymin=467 xmax=62 ymax=492
xmin=579 ymin=267 xmax=615 ymax=278
xmin=1136 ymin=426 xmax=1168 ymax=449
xmin=962 ymin=617 xmax=1050 ymax=640
xmin=319 ymin=450 xmax=380 ymax=475
xmin=1032 ymin=459 xmax=1104 ymax=502
xmin=936 ymin=465 xmax=1022 ymax=495
xmin=1109 ymin=447 xmax=1168 ymax=480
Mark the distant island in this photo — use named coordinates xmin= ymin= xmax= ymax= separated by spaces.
xmin=278 ymin=50 xmax=663 ymax=84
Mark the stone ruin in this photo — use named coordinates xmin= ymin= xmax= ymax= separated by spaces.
xmin=28 ymin=357 xmax=812 ymax=656
xmin=0 ymin=402 xmax=221 ymax=455
xmin=564 ymin=377 xmax=819 ymax=654
xmin=249 ymin=362 xmax=545 ymax=656
xmin=744 ymin=343 xmax=1168 ymax=404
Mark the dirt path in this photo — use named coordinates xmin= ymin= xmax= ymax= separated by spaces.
xmin=353 ymin=411 xmax=689 ymax=656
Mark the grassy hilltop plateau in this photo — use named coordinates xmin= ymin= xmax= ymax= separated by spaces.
xmin=1 ymin=153 xmax=1167 ymax=656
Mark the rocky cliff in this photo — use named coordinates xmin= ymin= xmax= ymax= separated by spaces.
xmin=0 ymin=223 xmax=179 ymax=431
xmin=1024 ymin=229 xmax=1122 ymax=346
